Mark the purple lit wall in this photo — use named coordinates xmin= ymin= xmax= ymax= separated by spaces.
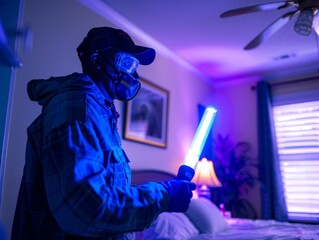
xmin=212 ymin=81 xmax=261 ymax=217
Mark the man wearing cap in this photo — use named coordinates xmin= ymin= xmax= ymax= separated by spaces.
xmin=11 ymin=27 xmax=196 ymax=240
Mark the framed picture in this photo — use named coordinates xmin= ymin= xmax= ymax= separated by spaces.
xmin=123 ymin=78 xmax=169 ymax=148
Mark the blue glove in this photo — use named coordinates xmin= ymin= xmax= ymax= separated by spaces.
xmin=160 ymin=179 xmax=196 ymax=212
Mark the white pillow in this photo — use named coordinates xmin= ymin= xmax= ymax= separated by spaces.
xmin=142 ymin=212 xmax=199 ymax=240
xmin=185 ymin=198 xmax=229 ymax=235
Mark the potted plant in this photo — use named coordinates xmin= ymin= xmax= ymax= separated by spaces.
xmin=213 ymin=134 xmax=259 ymax=219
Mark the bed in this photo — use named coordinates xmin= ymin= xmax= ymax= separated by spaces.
xmin=132 ymin=169 xmax=319 ymax=240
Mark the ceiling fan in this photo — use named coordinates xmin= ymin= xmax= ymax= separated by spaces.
xmin=220 ymin=0 xmax=319 ymax=50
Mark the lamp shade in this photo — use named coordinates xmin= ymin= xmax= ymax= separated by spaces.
xmin=193 ymin=158 xmax=222 ymax=187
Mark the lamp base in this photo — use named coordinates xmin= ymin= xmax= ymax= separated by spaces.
xmin=197 ymin=185 xmax=211 ymax=200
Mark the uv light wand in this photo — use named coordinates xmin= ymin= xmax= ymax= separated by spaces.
xmin=177 ymin=106 xmax=217 ymax=181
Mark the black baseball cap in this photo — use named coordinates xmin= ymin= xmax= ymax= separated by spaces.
xmin=77 ymin=27 xmax=156 ymax=65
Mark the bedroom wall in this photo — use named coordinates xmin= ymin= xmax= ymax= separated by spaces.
xmin=0 ymin=0 xmax=216 ymax=237
xmin=212 ymin=82 xmax=261 ymax=218
xmin=213 ymin=83 xmax=258 ymax=157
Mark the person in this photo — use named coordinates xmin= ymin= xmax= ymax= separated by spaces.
xmin=11 ymin=26 xmax=196 ymax=240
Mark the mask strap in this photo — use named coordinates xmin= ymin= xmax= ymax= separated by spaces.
xmin=93 ymin=53 xmax=120 ymax=80
xmin=92 ymin=50 xmax=117 ymax=76
xmin=103 ymin=63 xmax=120 ymax=80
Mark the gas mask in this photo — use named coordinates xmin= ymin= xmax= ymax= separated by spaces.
xmin=92 ymin=49 xmax=141 ymax=101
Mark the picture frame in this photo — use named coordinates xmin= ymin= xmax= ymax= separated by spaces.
xmin=123 ymin=78 xmax=169 ymax=148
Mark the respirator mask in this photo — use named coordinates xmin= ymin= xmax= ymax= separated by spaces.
xmin=93 ymin=49 xmax=141 ymax=101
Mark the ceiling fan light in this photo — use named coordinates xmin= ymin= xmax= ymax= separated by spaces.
xmin=294 ymin=9 xmax=313 ymax=36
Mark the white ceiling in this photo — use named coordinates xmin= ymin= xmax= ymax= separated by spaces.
xmin=82 ymin=0 xmax=319 ymax=86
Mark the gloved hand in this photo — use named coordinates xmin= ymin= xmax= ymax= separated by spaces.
xmin=160 ymin=179 xmax=196 ymax=212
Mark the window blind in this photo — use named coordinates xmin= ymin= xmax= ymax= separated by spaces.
xmin=273 ymin=100 xmax=319 ymax=222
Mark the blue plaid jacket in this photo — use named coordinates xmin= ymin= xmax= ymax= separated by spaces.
xmin=11 ymin=73 xmax=169 ymax=240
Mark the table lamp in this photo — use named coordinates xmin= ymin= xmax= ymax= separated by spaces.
xmin=193 ymin=158 xmax=222 ymax=200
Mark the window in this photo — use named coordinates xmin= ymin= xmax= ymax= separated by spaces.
xmin=273 ymin=100 xmax=319 ymax=222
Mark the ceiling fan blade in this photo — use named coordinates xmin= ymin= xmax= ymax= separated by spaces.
xmin=244 ymin=10 xmax=299 ymax=50
xmin=220 ymin=1 xmax=296 ymax=18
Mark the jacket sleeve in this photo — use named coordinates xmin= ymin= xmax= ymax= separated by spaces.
xmin=42 ymin=120 xmax=169 ymax=237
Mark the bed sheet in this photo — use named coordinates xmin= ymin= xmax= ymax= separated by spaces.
xmin=211 ymin=218 xmax=319 ymax=240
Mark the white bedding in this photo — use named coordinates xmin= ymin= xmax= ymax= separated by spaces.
xmin=139 ymin=198 xmax=319 ymax=240
xmin=213 ymin=218 xmax=319 ymax=240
